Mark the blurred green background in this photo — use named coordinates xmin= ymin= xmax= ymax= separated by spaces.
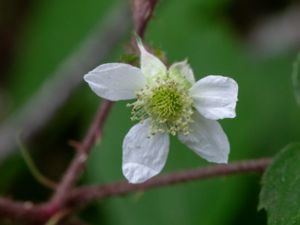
xmin=0 ymin=0 xmax=300 ymax=224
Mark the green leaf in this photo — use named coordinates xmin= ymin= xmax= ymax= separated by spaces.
xmin=292 ymin=53 xmax=300 ymax=106
xmin=259 ymin=143 xmax=300 ymax=225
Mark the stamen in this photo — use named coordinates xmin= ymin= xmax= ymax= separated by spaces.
xmin=129 ymin=76 xmax=194 ymax=135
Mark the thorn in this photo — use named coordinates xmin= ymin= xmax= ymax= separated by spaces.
xmin=68 ymin=140 xmax=82 ymax=150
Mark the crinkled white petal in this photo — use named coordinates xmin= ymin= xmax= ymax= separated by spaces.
xmin=84 ymin=63 xmax=145 ymax=101
xmin=137 ymin=39 xmax=167 ymax=78
xmin=169 ymin=59 xmax=195 ymax=84
xmin=190 ymin=75 xmax=238 ymax=120
xmin=178 ymin=112 xmax=230 ymax=163
xmin=122 ymin=119 xmax=170 ymax=183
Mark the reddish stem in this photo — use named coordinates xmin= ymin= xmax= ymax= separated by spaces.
xmin=0 ymin=158 xmax=271 ymax=224
xmin=67 ymin=158 xmax=271 ymax=208
xmin=50 ymin=100 xmax=113 ymax=208
xmin=132 ymin=0 xmax=159 ymax=38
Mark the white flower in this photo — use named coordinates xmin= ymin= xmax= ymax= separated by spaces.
xmin=84 ymin=40 xmax=238 ymax=184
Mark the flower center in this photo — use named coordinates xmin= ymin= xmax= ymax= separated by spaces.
xmin=148 ymin=84 xmax=183 ymax=121
xmin=129 ymin=77 xmax=194 ymax=135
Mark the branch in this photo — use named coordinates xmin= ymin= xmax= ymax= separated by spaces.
xmin=68 ymin=158 xmax=271 ymax=208
xmin=50 ymin=100 xmax=113 ymax=207
xmin=0 ymin=3 xmax=131 ymax=159
xmin=0 ymin=198 xmax=50 ymax=224
xmin=0 ymin=158 xmax=272 ymax=224
xmin=132 ymin=0 xmax=159 ymax=38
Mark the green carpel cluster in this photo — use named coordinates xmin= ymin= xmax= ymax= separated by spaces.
xmin=129 ymin=77 xmax=194 ymax=136
xmin=148 ymin=84 xmax=183 ymax=121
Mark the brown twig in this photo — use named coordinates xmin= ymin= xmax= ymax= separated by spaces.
xmin=0 ymin=101 xmax=114 ymax=224
xmin=68 ymin=158 xmax=271 ymax=208
xmin=132 ymin=0 xmax=159 ymax=38
xmin=0 ymin=158 xmax=271 ymax=224
xmin=0 ymin=198 xmax=50 ymax=224
xmin=50 ymin=100 xmax=113 ymax=208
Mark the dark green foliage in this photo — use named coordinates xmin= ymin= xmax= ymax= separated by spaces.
xmin=259 ymin=144 xmax=300 ymax=225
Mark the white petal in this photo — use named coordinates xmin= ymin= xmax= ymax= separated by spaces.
xmin=169 ymin=60 xmax=195 ymax=84
xmin=178 ymin=112 xmax=230 ymax=163
xmin=122 ymin=119 xmax=169 ymax=183
xmin=137 ymin=39 xmax=167 ymax=78
xmin=190 ymin=75 xmax=238 ymax=120
xmin=84 ymin=63 xmax=145 ymax=101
